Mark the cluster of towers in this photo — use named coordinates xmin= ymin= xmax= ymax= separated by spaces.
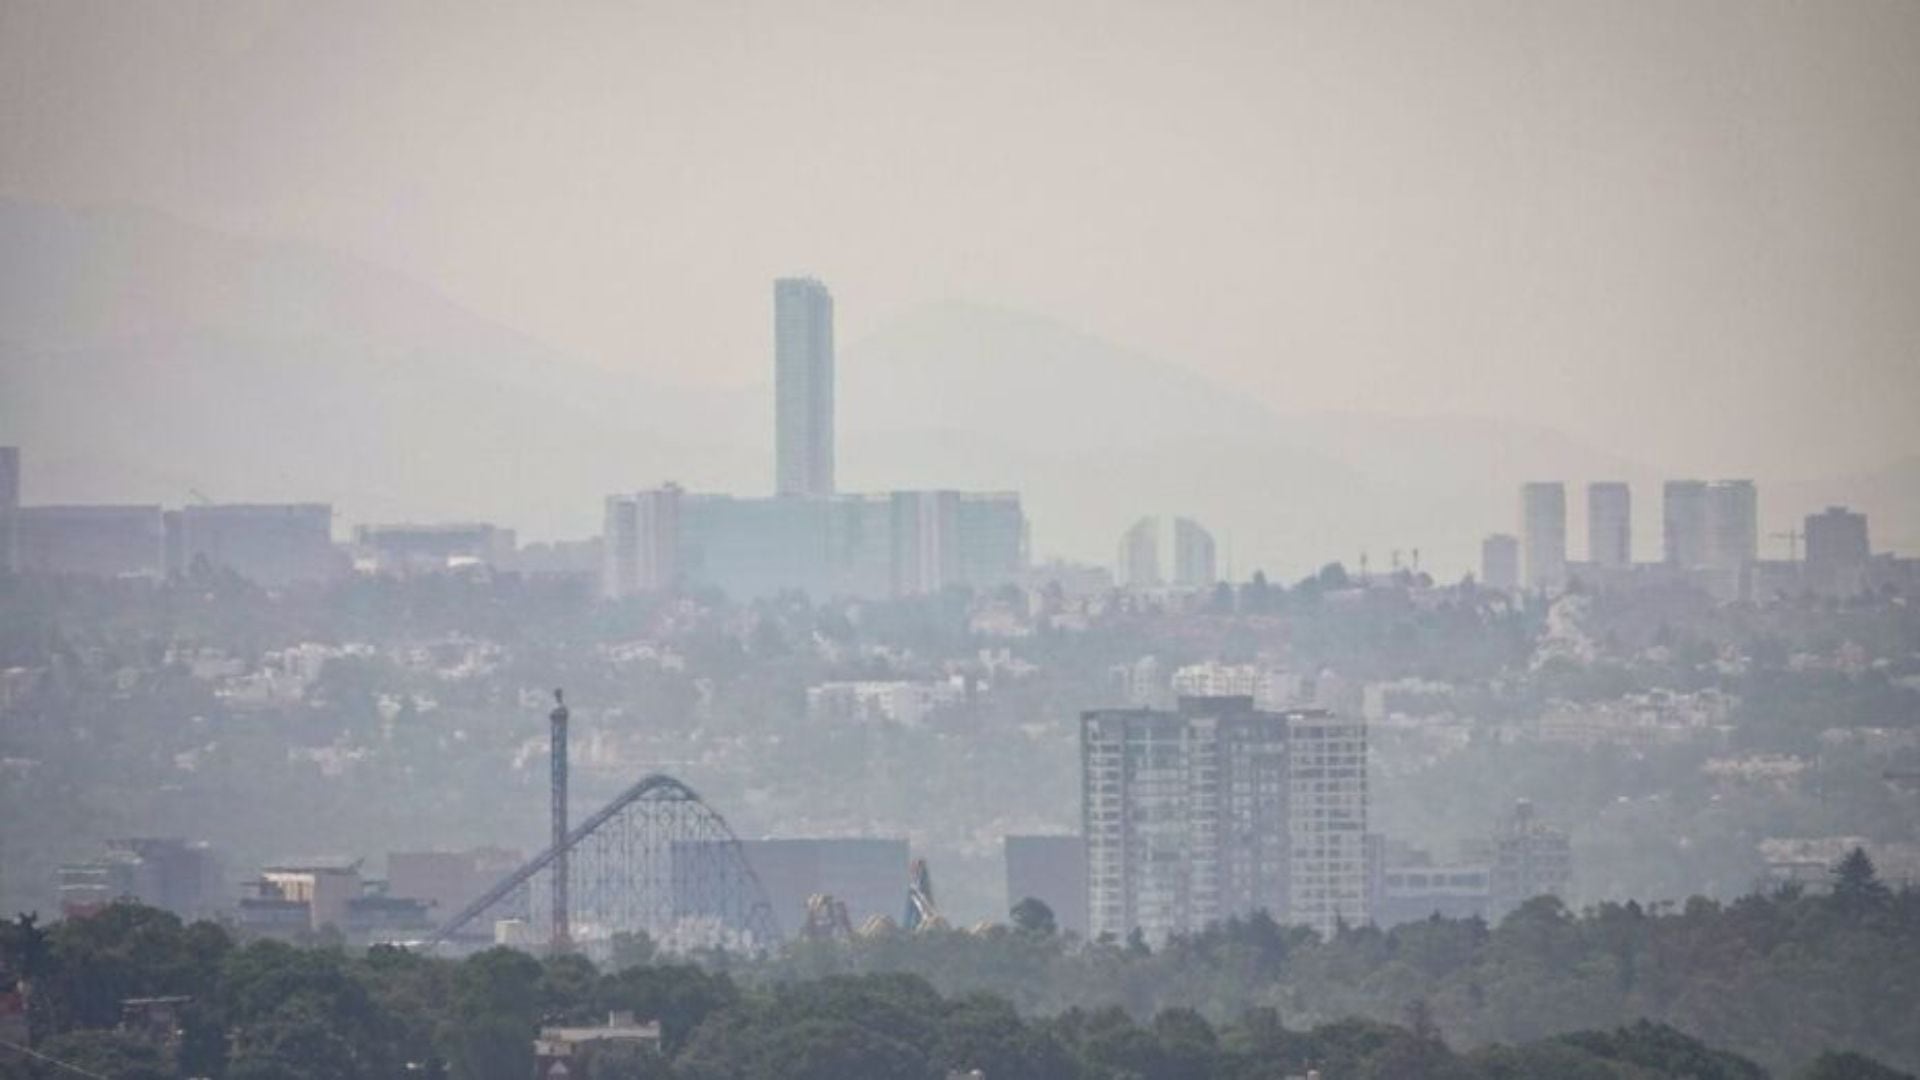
xmin=1486 ymin=479 xmax=1759 ymax=598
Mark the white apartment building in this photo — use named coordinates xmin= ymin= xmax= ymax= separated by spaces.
xmin=1082 ymin=697 xmax=1367 ymax=943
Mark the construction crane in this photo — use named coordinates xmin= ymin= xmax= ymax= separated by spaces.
xmin=1770 ymin=529 xmax=1803 ymax=562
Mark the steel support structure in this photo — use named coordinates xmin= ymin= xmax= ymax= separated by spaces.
xmin=421 ymin=772 xmax=781 ymax=953
xmin=550 ymin=690 xmax=570 ymax=951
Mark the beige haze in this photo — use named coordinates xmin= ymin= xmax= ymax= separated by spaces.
xmin=2 ymin=0 xmax=1917 ymax=492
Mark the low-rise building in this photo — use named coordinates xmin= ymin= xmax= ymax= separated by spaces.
xmin=534 ymin=1012 xmax=664 ymax=1080
xmin=57 ymin=838 xmax=224 ymax=921
xmin=246 ymin=858 xmax=363 ymax=934
xmin=1490 ymin=801 xmax=1572 ymax=916
xmin=805 ymin=679 xmax=964 ymax=727
xmin=14 ymin=505 xmax=166 ymax=577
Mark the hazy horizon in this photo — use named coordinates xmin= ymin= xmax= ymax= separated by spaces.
xmin=7 ymin=9 xmax=1920 ymax=1075
xmin=4 ymin=0 xmax=1918 ymax=502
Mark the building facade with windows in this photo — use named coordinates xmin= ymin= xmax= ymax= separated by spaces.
xmin=1520 ymin=483 xmax=1567 ymax=591
xmin=1587 ymin=482 xmax=1631 ymax=567
xmin=1082 ymin=697 xmax=1367 ymax=943
xmin=775 ymin=277 xmax=835 ymax=497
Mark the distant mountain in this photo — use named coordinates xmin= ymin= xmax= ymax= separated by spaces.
xmin=0 ymin=199 xmax=763 ymax=537
xmin=5 ymin=200 xmax=1912 ymax=576
xmin=836 ymin=303 xmax=1670 ymax=576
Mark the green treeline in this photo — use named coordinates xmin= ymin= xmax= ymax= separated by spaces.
xmin=2 ymin=868 xmax=1917 ymax=1080
xmin=757 ymin=860 xmax=1920 ymax=1077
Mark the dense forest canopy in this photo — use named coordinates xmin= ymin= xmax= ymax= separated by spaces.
xmin=2 ymin=857 xmax=1917 ymax=1080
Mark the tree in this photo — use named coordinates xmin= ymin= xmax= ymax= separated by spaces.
xmin=28 ymin=1030 xmax=168 ymax=1080
xmin=538 ymin=952 xmax=600 ymax=1023
xmin=1797 ymin=1051 xmax=1917 ymax=1080
xmin=1009 ymin=898 xmax=1057 ymax=937
xmin=609 ymin=932 xmax=658 ymax=973
xmin=447 ymin=948 xmax=543 ymax=1080
xmin=1831 ymin=847 xmax=1891 ymax=910
xmin=0 ymin=914 xmax=50 ymax=1044
xmin=932 ymin=995 xmax=1074 ymax=1080
xmin=1208 ymin=582 xmax=1235 ymax=614
xmin=1152 ymin=1008 xmax=1219 ymax=1080
xmin=1241 ymin=571 xmax=1274 ymax=613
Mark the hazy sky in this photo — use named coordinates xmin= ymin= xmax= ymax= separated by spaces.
xmin=3 ymin=0 xmax=1917 ymax=480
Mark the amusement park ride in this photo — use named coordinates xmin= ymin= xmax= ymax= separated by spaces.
xmin=419 ymin=690 xmax=781 ymax=954
xmin=419 ymin=690 xmax=952 ymax=956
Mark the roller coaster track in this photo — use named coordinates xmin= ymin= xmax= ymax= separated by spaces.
xmin=421 ymin=773 xmax=780 ymax=951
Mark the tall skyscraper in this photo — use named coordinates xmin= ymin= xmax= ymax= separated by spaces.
xmin=1663 ymin=480 xmax=1710 ymax=567
xmin=0 ymin=446 xmax=17 ymax=574
xmin=1287 ymin=711 xmax=1370 ymax=939
xmin=1118 ymin=517 xmax=1161 ymax=588
xmin=1171 ymin=517 xmax=1218 ymax=588
xmin=1081 ymin=697 xmax=1367 ymax=943
xmin=1587 ymin=482 xmax=1631 ymax=567
xmin=1804 ymin=506 xmax=1871 ymax=597
xmin=1520 ymin=483 xmax=1567 ymax=591
xmin=1705 ymin=480 xmax=1758 ymax=576
xmin=774 ymin=277 xmax=835 ymax=497
xmin=1117 ymin=515 xmax=1216 ymax=590
xmin=1480 ymin=533 xmax=1519 ymax=592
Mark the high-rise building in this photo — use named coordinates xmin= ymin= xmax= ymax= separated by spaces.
xmin=1480 ymin=533 xmax=1519 ymax=592
xmin=1520 ymin=483 xmax=1567 ymax=591
xmin=1663 ymin=480 xmax=1710 ymax=567
xmin=1082 ymin=697 xmax=1366 ymax=943
xmin=1118 ymin=516 xmax=1217 ymax=589
xmin=1171 ymin=517 xmax=1218 ymax=588
xmin=1804 ymin=506 xmax=1871 ymax=597
xmin=1004 ymin=835 xmax=1088 ymax=937
xmin=1287 ymin=711 xmax=1370 ymax=938
xmin=1587 ymin=482 xmax=1631 ymax=568
xmin=1705 ymin=480 xmax=1757 ymax=598
xmin=1118 ymin=517 xmax=1161 ymax=589
xmin=0 ymin=446 xmax=17 ymax=574
xmin=602 ymin=495 xmax=640 ymax=600
xmin=774 ymin=277 xmax=835 ymax=497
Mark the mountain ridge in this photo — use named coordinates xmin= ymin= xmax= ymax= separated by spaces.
xmin=4 ymin=199 xmax=1914 ymax=576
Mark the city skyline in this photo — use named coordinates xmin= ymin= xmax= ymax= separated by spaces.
xmin=6 ymin=0 xmax=1920 ymax=579
xmin=4 ymin=5 xmax=1918 ymax=1074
